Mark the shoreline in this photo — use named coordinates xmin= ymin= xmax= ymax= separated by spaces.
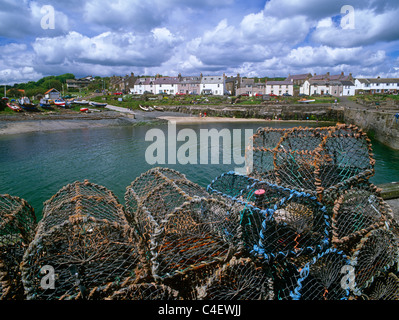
xmin=0 ymin=109 xmax=335 ymax=136
xmin=158 ymin=115 xmax=332 ymax=124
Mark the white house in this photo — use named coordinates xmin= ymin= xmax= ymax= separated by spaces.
xmin=155 ymin=77 xmax=180 ymax=95
xmin=131 ymin=77 xmax=156 ymax=94
xmin=355 ymin=78 xmax=399 ymax=94
xmin=301 ymin=79 xmax=355 ymax=97
xmin=200 ymin=75 xmax=226 ymax=95
xmin=44 ymin=88 xmax=61 ymax=100
xmin=265 ymin=81 xmax=294 ymax=96
xmin=341 ymin=80 xmax=356 ymax=96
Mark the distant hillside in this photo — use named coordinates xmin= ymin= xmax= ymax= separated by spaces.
xmin=1 ymin=73 xmax=76 ymax=98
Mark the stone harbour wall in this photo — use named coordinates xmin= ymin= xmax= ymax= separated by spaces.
xmin=344 ymin=108 xmax=399 ymax=150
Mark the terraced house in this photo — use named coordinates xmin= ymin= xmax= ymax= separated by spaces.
xmin=354 ymin=77 xmax=399 ymax=95
xmin=200 ymin=75 xmax=226 ymax=96
xmin=177 ymin=75 xmax=201 ymax=95
xmin=300 ymin=72 xmax=355 ymax=97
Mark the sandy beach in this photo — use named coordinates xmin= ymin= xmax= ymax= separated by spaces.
xmin=158 ymin=116 xmax=270 ymax=124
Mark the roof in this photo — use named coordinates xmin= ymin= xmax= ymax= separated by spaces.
xmin=154 ymin=77 xmax=180 ymax=85
xmin=44 ymin=88 xmax=60 ymax=94
xmin=266 ymin=80 xmax=293 ymax=85
xmin=357 ymin=78 xmax=399 ymax=84
xmin=201 ymin=76 xmax=224 ymax=84
xmin=135 ymin=77 xmax=155 ymax=85
xmin=180 ymin=76 xmax=201 ymax=84
xmin=340 ymin=80 xmax=355 ymax=86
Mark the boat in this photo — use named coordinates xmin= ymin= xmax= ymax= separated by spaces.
xmin=40 ymin=99 xmax=52 ymax=109
xmin=73 ymin=100 xmax=90 ymax=105
xmin=298 ymin=98 xmax=316 ymax=104
xmin=89 ymin=101 xmax=108 ymax=107
xmin=139 ymin=105 xmax=153 ymax=112
xmin=54 ymin=99 xmax=66 ymax=107
xmin=18 ymin=97 xmax=38 ymax=111
xmin=80 ymin=107 xmax=89 ymax=113
xmin=153 ymin=105 xmax=164 ymax=112
xmin=7 ymin=102 xmax=22 ymax=112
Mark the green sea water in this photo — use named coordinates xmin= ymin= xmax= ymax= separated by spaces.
xmin=1 ymin=121 xmax=398 ymax=219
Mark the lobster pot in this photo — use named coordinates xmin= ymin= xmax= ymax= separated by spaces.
xmin=332 ymin=185 xmax=393 ymax=253
xmin=351 ymin=228 xmax=399 ymax=294
xmin=133 ymin=177 xmax=209 ymax=243
xmin=39 ymin=180 xmax=127 ymax=234
xmin=0 ymin=195 xmax=37 ymax=300
xmin=290 ymin=249 xmax=352 ymax=300
xmin=360 ymin=272 xmax=399 ymax=300
xmin=21 ymin=216 xmax=145 ymax=300
xmin=107 ymin=282 xmax=181 ymax=300
xmin=208 ymin=171 xmax=293 ymax=209
xmin=207 ymin=171 xmax=260 ymax=200
xmin=248 ymin=125 xmax=375 ymax=203
xmin=126 ymin=168 xmax=209 ymax=232
xmin=195 ymin=257 xmax=274 ymax=300
xmin=251 ymin=128 xmax=288 ymax=183
xmin=125 ymin=168 xmax=188 ymax=225
xmin=256 ymin=192 xmax=330 ymax=263
xmin=145 ymin=198 xmax=239 ymax=295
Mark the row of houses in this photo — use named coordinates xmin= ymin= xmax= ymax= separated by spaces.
xmin=130 ymin=74 xmax=227 ymax=96
xmin=110 ymin=72 xmax=399 ymax=97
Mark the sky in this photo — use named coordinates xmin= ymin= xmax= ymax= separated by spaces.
xmin=1 ymin=0 xmax=399 ymax=84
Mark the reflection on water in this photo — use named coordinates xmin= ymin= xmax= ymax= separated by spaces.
xmin=0 ymin=121 xmax=398 ymax=218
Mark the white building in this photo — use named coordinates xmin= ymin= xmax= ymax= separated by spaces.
xmin=301 ymin=79 xmax=355 ymax=97
xmin=354 ymin=78 xmax=399 ymax=94
xmin=200 ymin=75 xmax=226 ymax=95
xmin=155 ymin=77 xmax=180 ymax=95
xmin=265 ymin=81 xmax=294 ymax=96
xmin=44 ymin=88 xmax=61 ymax=100
xmin=131 ymin=77 xmax=156 ymax=94
xmin=341 ymin=80 xmax=356 ymax=96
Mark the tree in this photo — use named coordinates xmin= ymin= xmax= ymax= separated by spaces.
xmin=41 ymin=79 xmax=63 ymax=91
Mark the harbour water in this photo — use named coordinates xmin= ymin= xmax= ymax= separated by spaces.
xmin=1 ymin=121 xmax=398 ymax=219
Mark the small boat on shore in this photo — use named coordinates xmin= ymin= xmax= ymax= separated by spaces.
xmin=74 ymin=100 xmax=90 ymax=105
xmin=54 ymin=99 xmax=66 ymax=107
xmin=299 ymin=98 xmax=316 ymax=104
xmin=7 ymin=102 xmax=22 ymax=112
xmin=80 ymin=107 xmax=89 ymax=113
xmin=40 ymin=99 xmax=52 ymax=109
xmin=89 ymin=101 xmax=107 ymax=107
xmin=153 ymin=105 xmax=164 ymax=112
xmin=19 ymin=97 xmax=38 ymax=111
xmin=139 ymin=105 xmax=153 ymax=112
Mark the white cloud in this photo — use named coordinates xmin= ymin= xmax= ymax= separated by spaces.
xmin=312 ymin=7 xmax=399 ymax=47
xmin=1 ymin=0 xmax=399 ymax=82
xmin=283 ymin=45 xmax=387 ymax=68
xmin=32 ymin=29 xmax=182 ymax=71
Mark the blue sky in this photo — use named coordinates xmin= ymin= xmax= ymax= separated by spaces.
xmin=1 ymin=0 xmax=399 ymax=84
